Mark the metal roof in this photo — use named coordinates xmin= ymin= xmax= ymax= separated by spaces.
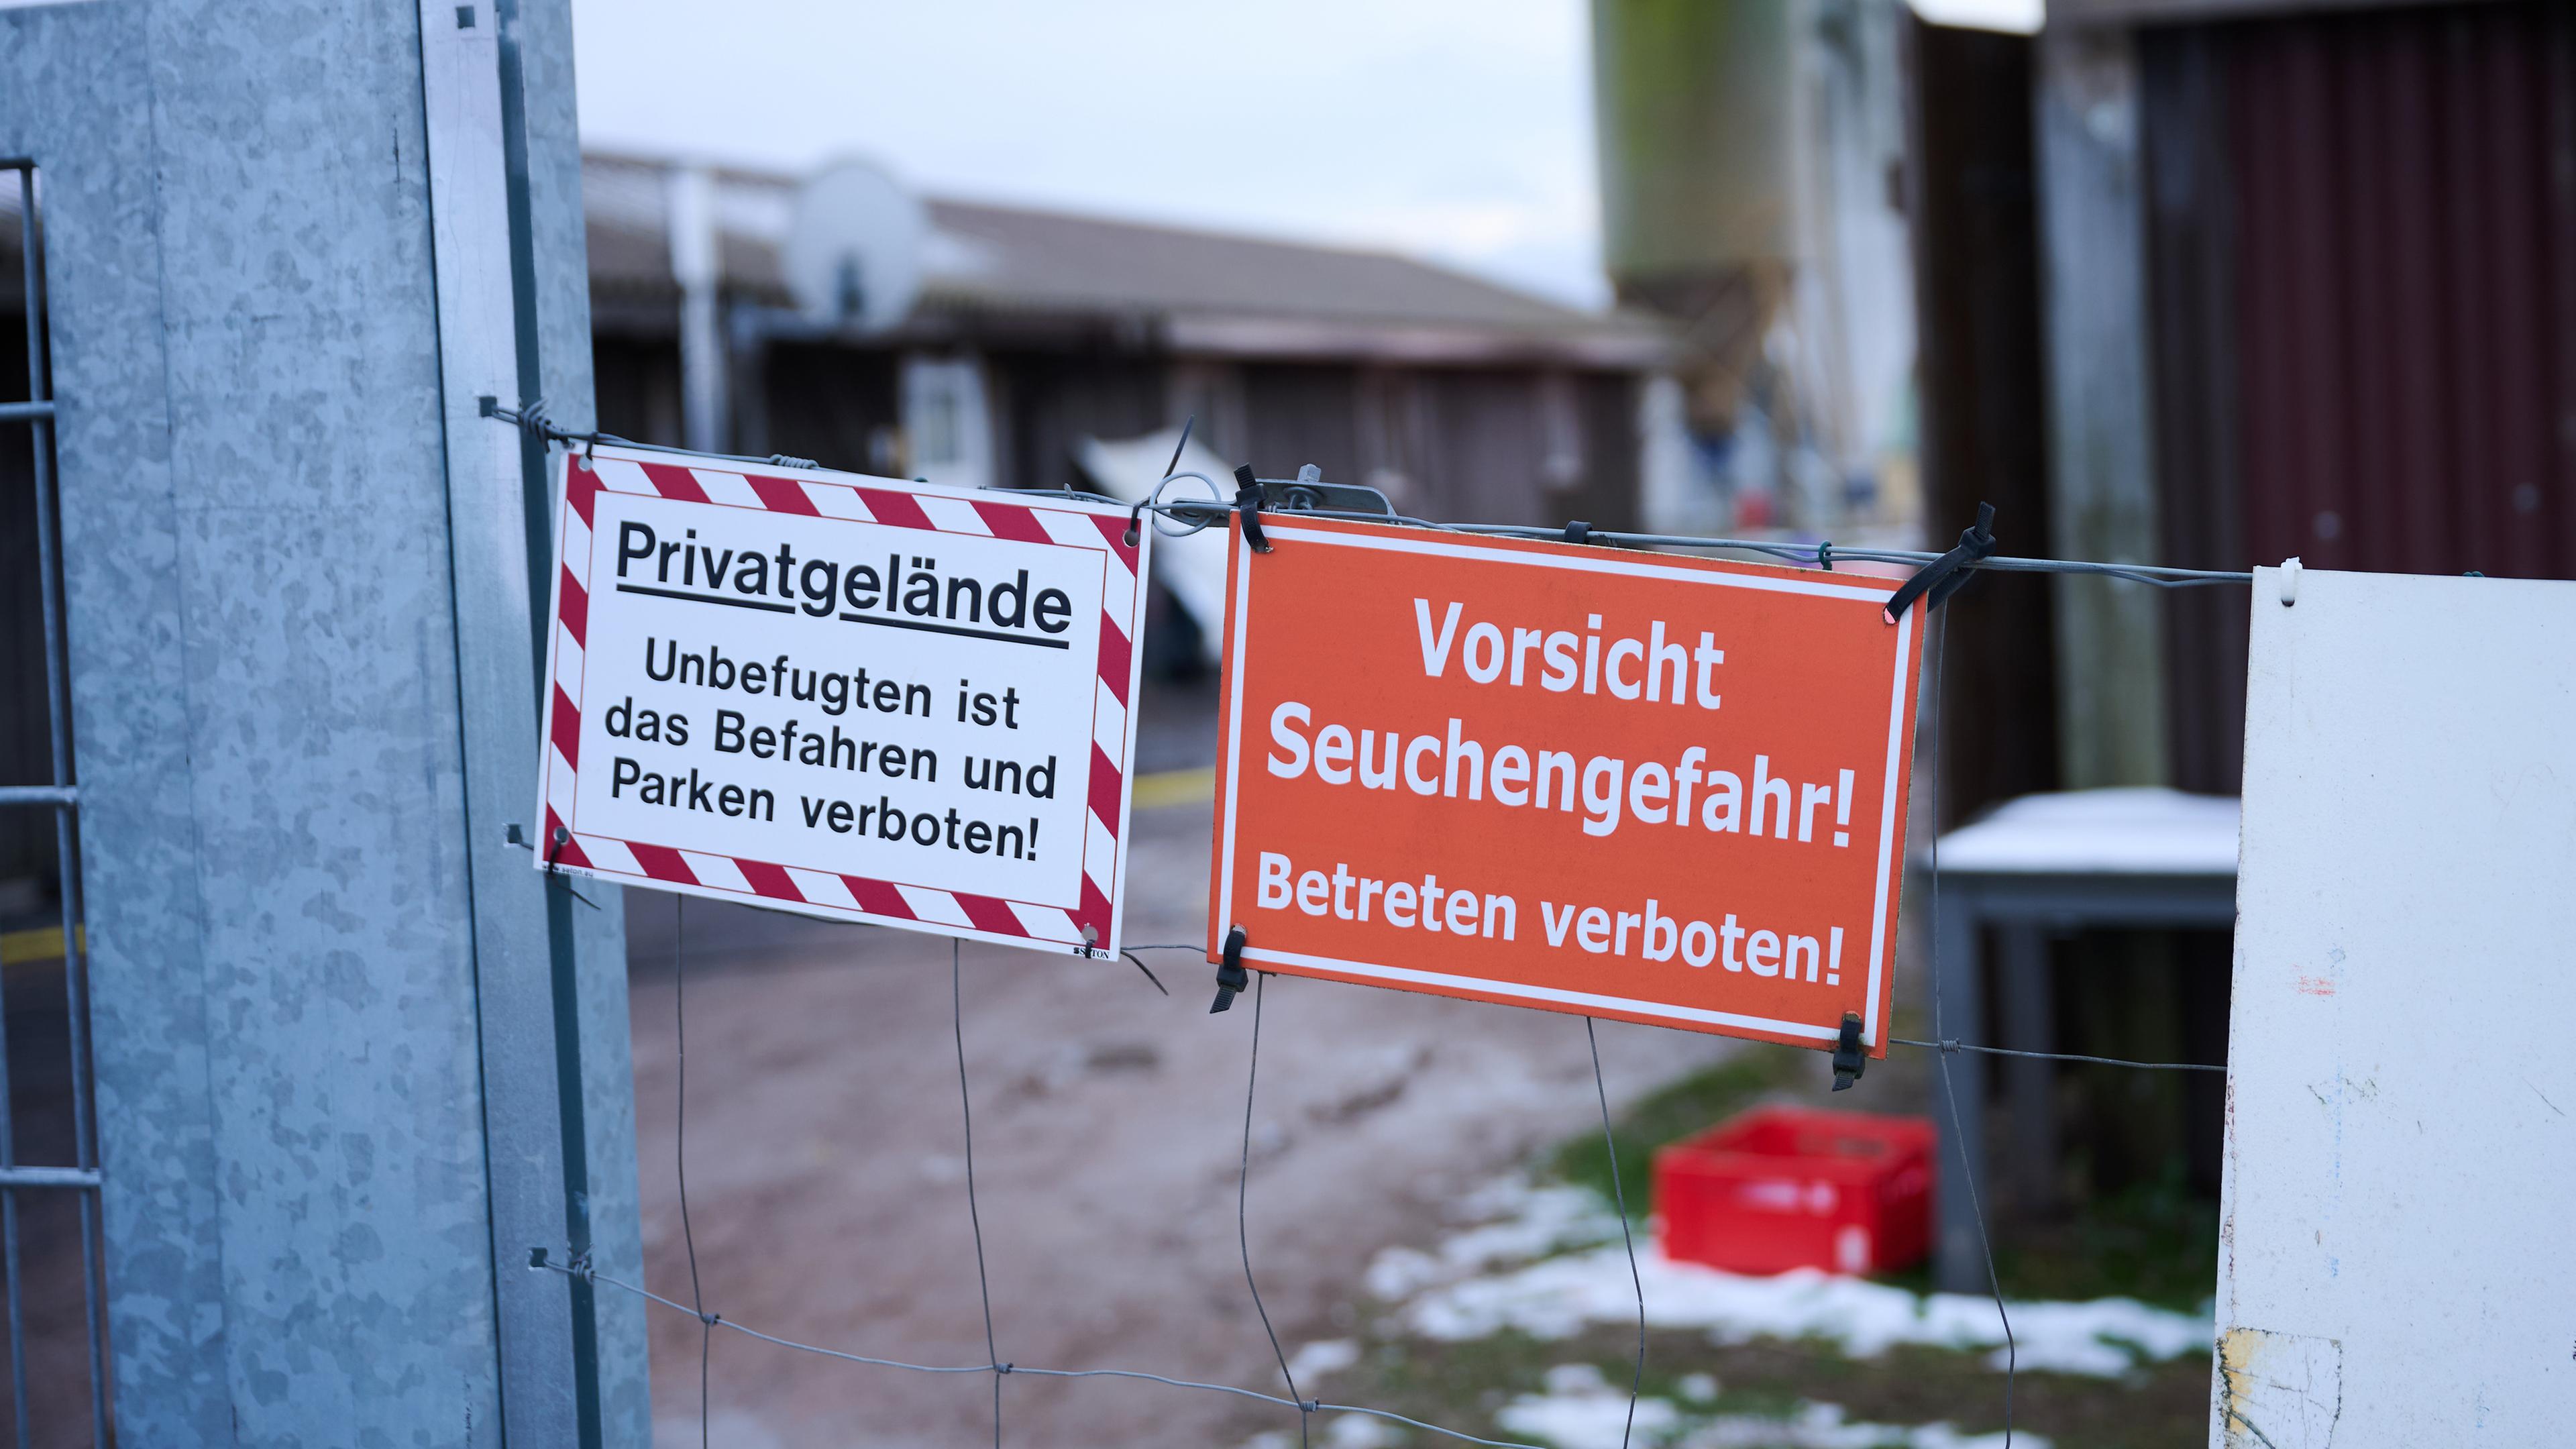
xmin=582 ymin=152 xmax=1669 ymax=367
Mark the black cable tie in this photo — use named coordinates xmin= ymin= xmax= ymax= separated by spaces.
xmin=1817 ymin=540 xmax=1835 ymax=571
xmin=1232 ymin=466 xmax=1273 ymax=554
xmin=1564 ymin=519 xmax=1591 ymax=546
xmin=1882 ymin=502 xmax=1996 ymax=624
xmin=1211 ymin=924 xmax=1250 ymax=1013
xmin=1124 ymin=496 xmax=1150 ymax=548
xmin=1831 ymin=1011 xmax=1868 ymax=1091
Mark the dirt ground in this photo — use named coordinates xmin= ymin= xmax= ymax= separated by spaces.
xmin=621 ymin=782 xmax=1740 ymax=1449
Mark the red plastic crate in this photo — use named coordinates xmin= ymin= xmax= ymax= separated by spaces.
xmin=1652 ymin=1106 xmax=1935 ymax=1276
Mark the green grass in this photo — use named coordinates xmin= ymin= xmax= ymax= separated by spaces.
xmin=1991 ymin=1163 xmax=2218 ymax=1311
xmin=1281 ymin=1049 xmax=2222 ymax=1446
xmin=1546 ymin=1049 xmax=1808 ymax=1214
xmin=1295 ymin=1321 xmax=2214 ymax=1449
xmin=1545 ymin=1045 xmax=2220 ymax=1311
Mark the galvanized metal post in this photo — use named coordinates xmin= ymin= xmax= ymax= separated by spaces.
xmin=419 ymin=2 xmax=647 ymax=1444
xmin=3 ymin=1 xmax=644 ymax=1440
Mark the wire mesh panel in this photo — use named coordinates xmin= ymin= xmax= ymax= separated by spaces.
xmin=0 ymin=160 xmax=112 ymax=1449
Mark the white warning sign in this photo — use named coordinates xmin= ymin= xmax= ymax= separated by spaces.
xmin=533 ymin=445 xmax=1150 ymax=956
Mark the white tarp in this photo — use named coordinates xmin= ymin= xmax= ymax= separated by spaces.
xmin=1075 ymin=429 xmax=1236 ymax=666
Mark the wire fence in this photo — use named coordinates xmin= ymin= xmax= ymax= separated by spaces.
xmin=502 ymin=412 xmax=2243 ymax=1449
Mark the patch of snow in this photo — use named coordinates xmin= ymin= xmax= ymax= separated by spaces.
xmin=1496 ymin=1364 xmax=1682 ymax=1449
xmin=1404 ymin=1243 xmax=2210 ymax=1376
xmin=1494 ymin=1374 xmax=2042 ymax=1449
xmin=1931 ymin=788 xmax=2238 ymax=877
xmin=1676 ymin=1401 xmax=2041 ymax=1448
xmin=1677 ymin=1372 xmax=1719 ymax=1403
xmin=1326 ymin=1412 xmax=1405 ymax=1448
xmin=1364 ymin=1177 xmax=1623 ymax=1300
xmin=1367 ymin=1246 xmax=1447 ymax=1300
xmin=1288 ymin=1338 xmax=1363 ymax=1383
xmin=1543 ymin=1362 xmax=1613 ymax=1393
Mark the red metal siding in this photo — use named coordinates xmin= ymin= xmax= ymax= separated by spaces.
xmin=2147 ymin=0 xmax=2576 ymax=792
xmin=2229 ymin=1 xmax=2576 ymax=580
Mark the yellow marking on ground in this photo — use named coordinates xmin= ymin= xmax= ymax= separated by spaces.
xmin=1 ymin=924 xmax=83 ymax=967
xmin=1130 ymin=766 xmax=1216 ymax=810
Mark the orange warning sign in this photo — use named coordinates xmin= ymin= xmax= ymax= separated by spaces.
xmin=1205 ymin=517 xmax=1924 ymax=1053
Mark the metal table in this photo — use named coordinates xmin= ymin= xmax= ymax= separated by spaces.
xmin=1922 ymin=788 xmax=2239 ymax=1293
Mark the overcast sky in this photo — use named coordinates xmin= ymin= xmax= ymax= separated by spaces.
xmin=570 ymin=0 xmax=2043 ymax=312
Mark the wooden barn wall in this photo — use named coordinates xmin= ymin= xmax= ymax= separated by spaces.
xmin=1243 ymin=364 xmax=1362 ymax=482
xmin=991 ymin=350 xmax=1163 ymax=495
xmin=590 ymin=333 xmax=683 ymax=447
xmin=1904 ymin=19 xmax=2059 ymax=825
xmin=2145 ymin=0 xmax=2576 ymax=793
xmin=755 ymin=341 xmax=902 ymax=477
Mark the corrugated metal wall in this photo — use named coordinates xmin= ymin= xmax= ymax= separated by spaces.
xmin=2147 ymin=0 xmax=2576 ymax=792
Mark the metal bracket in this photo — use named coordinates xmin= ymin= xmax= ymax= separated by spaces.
xmin=1265 ymin=462 xmax=1396 ymax=519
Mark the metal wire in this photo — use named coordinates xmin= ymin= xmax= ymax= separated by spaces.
xmin=1925 ymin=615 xmax=2017 ymax=1444
xmin=1238 ymin=973 xmax=1309 ymax=1448
xmin=674 ymin=897 xmax=712 ymax=1449
xmin=535 ymin=1255 xmax=1546 ymax=1447
xmin=1585 ymin=1018 xmax=1646 ymax=1449
xmin=478 ymin=419 xmax=2251 ymax=1448
xmin=487 ymin=409 xmax=2263 ymax=588
xmin=954 ymin=940 xmax=1005 ymax=1447
xmin=1118 ymin=949 xmax=1170 ymax=994
xmin=1892 ymin=1038 xmax=2225 ymax=1073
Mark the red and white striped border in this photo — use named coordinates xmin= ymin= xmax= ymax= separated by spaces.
xmin=535 ymin=444 xmax=1145 ymax=957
